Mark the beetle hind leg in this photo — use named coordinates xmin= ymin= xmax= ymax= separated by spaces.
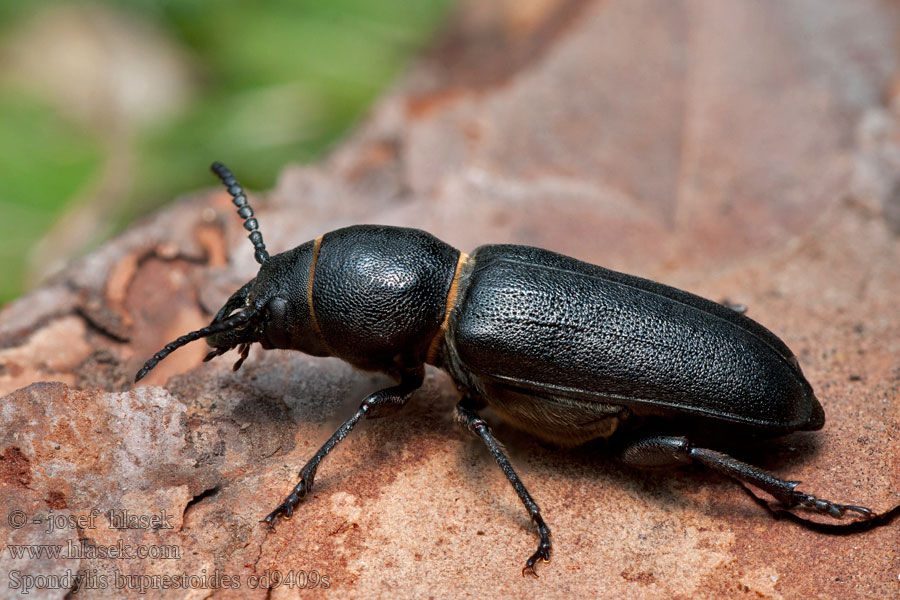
xmin=456 ymin=399 xmax=552 ymax=577
xmin=616 ymin=435 xmax=875 ymax=521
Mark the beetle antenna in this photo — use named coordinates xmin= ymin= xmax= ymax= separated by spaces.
xmin=134 ymin=309 xmax=256 ymax=383
xmin=210 ymin=161 xmax=269 ymax=265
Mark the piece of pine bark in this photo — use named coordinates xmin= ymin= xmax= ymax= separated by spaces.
xmin=2 ymin=1 xmax=899 ymax=598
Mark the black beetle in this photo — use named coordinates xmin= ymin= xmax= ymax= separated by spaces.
xmin=136 ymin=162 xmax=876 ymax=576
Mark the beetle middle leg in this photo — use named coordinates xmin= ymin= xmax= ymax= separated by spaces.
xmin=455 ymin=398 xmax=552 ymax=577
xmin=616 ymin=435 xmax=874 ymax=520
xmin=263 ymin=369 xmax=423 ymax=525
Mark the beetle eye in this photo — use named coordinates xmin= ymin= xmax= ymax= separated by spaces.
xmin=268 ymin=297 xmax=288 ymax=324
xmin=264 ymin=297 xmax=289 ymax=347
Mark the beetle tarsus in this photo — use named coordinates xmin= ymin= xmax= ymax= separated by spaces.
xmin=791 ymin=492 xmax=873 ymax=520
xmin=522 ymin=547 xmax=551 ymax=578
xmin=263 ymin=486 xmax=314 ymax=527
xmin=263 ymin=500 xmax=296 ymax=526
xmin=522 ymin=514 xmax=552 ymax=577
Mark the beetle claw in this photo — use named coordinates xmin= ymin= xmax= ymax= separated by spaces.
xmin=522 ymin=545 xmax=551 ymax=577
xmin=262 ymin=502 xmax=294 ymax=528
xmin=834 ymin=504 xmax=872 ymax=520
xmin=262 ymin=482 xmax=312 ymax=531
xmin=521 ymin=517 xmax=551 ymax=578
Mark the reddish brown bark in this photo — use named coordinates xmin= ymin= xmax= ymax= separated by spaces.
xmin=2 ymin=1 xmax=899 ymax=598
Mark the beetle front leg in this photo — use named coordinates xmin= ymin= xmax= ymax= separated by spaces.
xmin=263 ymin=370 xmax=423 ymax=526
xmin=455 ymin=400 xmax=552 ymax=577
xmin=616 ymin=435 xmax=874 ymax=520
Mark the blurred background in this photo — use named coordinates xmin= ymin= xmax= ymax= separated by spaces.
xmin=0 ymin=0 xmax=454 ymax=305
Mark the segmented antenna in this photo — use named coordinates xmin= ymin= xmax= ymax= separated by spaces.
xmin=134 ymin=309 xmax=255 ymax=382
xmin=210 ymin=161 xmax=269 ymax=264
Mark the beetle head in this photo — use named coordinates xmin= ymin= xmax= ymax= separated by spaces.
xmin=201 ymin=278 xmax=265 ymax=370
xmin=134 ymin=162 xmax=272 ymax=383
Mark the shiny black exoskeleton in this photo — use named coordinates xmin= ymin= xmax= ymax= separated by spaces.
xmin=136 ymin=162 xmax=875 ymax=576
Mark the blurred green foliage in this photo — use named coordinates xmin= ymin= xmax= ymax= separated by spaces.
xmin=0 ymin=0 xmax=453 ymax=305
xmin=0 ymin=89 xmax=105 ymax=302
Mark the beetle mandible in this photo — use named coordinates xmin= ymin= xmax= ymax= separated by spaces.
xmin=136 ymin=162 xmax=876 ymax=576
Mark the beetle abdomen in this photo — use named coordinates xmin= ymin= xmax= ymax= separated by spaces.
xmin=447 ymin=245 xmax=824 ymax=435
